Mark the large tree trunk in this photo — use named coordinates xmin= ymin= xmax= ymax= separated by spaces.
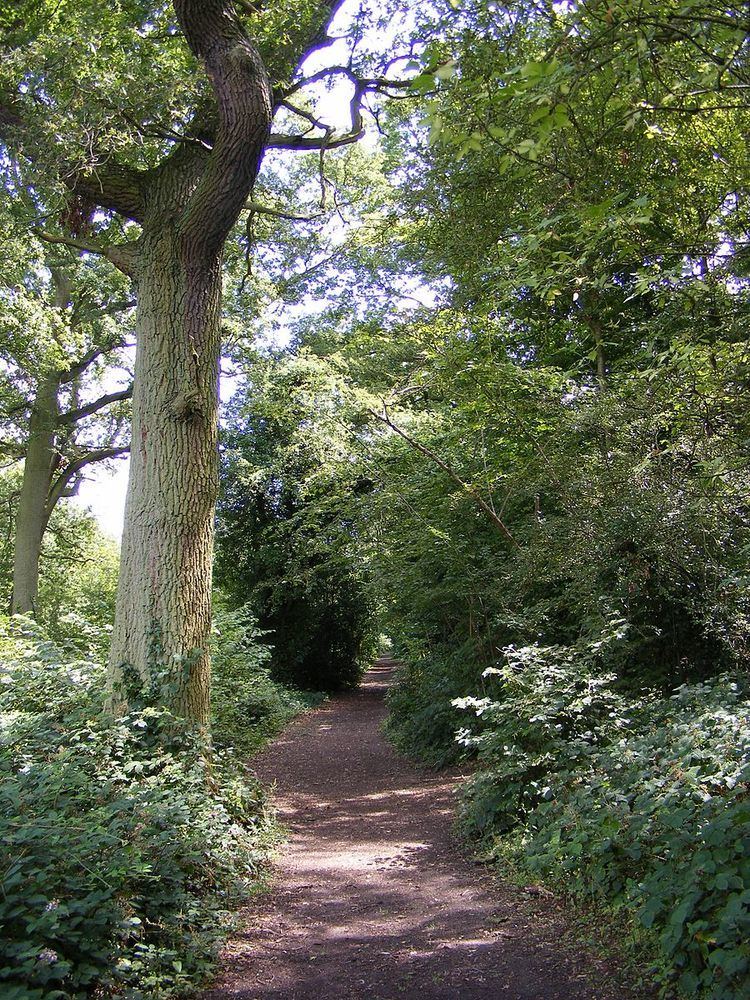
xmin=107 ymin=221 xmax=222 ymax=725
xmin=107 ymin=0 xmax=273 ymax=724
xmin=11 ymin=376 xmax=59 ymax=615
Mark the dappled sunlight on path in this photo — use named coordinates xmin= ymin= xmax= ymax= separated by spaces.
xmin=202 ymin=660 xmax=651 ymax=1000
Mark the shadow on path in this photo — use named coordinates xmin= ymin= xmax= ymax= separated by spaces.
xmin=202 ymin=660 xmax=652 ymax=1000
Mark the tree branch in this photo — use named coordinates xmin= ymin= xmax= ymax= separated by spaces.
xmin=266 ymin=128 xmax=363 ymax=151
xmin=57 ymin=386 xmax=133 ymax=426
xmin=34 ymin=230 xmax=138 ymax=277
xmin=46 ymin=445 xmax=129 ymax=515
xmin=244 ymin=200 xmax=326 ymax=223
xmin=71 ymin=298 xmax=136 ymax=328
xmin=58 ymin=338 xmax=127 ymax=385
xmin=174 ymin=0 xmax=274 ymax=257
xmin=269 ymin=68 xmax=415 ymax=152
xmin=370 ymin=407 xmax=520 ymax=548
xmin=0 ymin=96 xmax=147 ymax=222
xmin=70 ymin=162 xmax=147 ymax=223
xmin=281 ymin=65 xmax=413 ymax=100
xmin=35 ymin=229 xmax=112 ymax=257
xmin=269 ymin=75 xmax=366 ymax=150
xmin=0 ymin=440 xmax=25 ymax=460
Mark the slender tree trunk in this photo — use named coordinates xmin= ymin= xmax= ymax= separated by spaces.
xmin=595 ymin=335 xmax=607 ymax=386
xmin=107 ymin=221 xmax=222 ymax=725
xmin=11 ymin=376 xmax=59 ymax=615
xmin=586 ymin=316 xmax=607 ymax=389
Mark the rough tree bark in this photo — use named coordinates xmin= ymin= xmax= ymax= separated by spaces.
xmin=107 ymin=2 xmax=273 ymax=723
xmin=11 ymin=375 xmax=59 ymax=615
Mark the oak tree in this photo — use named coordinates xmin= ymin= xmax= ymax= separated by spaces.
xmin=0 ymin=0 xmax=401 ymax=721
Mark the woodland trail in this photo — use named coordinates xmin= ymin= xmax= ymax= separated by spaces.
xmin=202 ymin=660 xmax=653 ymax=1000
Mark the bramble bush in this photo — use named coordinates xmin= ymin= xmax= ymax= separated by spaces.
xmin=0 ymin=709 xmax=271 ymax=999
xmin=455 ymin=639 xmax=750 ymax=1000
xmin=0 ymin=609 xmax=304 ymax=999
xmin=453 ymin=620 xmax=641 ymax=831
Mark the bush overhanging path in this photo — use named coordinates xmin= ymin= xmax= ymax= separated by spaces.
xmin=202 ymin=661 xmax=652 ymax=999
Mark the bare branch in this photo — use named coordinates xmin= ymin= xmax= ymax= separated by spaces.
xmin=281 ymin=65 xmax=414 ymax=100
xmin=269 ymin=76 xmax=366 ymax=151
xmin=370 ymin=407 xmax=520 ymax=548
xmin=244 ymin=200 xmax=326 ymax=223
xmin=35 ymin=230 xmax=112 ymax=257
xmin=279 ymin=99 xmax=330 ymax=134
xmin=47 ymin=445 xmax=129 ymax=515
xmin=57 ymin=385 xmax=133 ymax=426
xmin=266 ymin=129 xmax=363 ymax=151
xmin=269 ymin=68 xmax=415 ymax=152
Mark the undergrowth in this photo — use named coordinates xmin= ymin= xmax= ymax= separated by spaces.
xmin=449 ymin=633 xmax=750 ymax=1000
xmin=0 ymin=606 xmax=313 ymax=999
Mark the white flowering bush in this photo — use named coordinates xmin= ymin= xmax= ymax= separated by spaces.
xmin=455 ymin=636 xmax=750 ymax=999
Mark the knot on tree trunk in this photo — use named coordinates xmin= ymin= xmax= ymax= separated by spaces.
xmin=170 ymin=389 xmax=204 ymax=422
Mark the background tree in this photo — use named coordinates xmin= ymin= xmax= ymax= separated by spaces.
xmin=217 ymin=348 xmax=377 ymax=691
xmin=0 ymin=226 xmax=132 ymax=615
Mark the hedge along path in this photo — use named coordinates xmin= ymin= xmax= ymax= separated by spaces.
xmin=202 ymin=661 xmax=654 ymax=1000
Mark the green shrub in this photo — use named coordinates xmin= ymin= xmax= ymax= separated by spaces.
xmin=0 ymin=708 xmax=272 ymax=999
xmin=0 ymin=613 xmax=288 ymax=999
xmin=454 ymin=620 xmax=639 ymax=833
xmin=385 ymin=637 xmax=485 ymax=766
xmin=456 ymin=647 xmax=750 ymax=999
xmin=0 ymin=614 xmax=103 ymax=718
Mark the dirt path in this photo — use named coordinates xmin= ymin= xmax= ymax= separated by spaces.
xmin=203 ymin=660 xmax=652 ymax=1000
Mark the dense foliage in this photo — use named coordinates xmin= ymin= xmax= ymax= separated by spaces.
xmin=209 ymin=2 xmax=750 ymax=995
xmin=0 ymin=470 xmax=119 ymax=658
xmin=455 ymin=662 xmax=750 ymax=999
xmin=216 ymin=352 xmax=378 ymax=692
xmin=351 ymin=3 xmax=750 ymax=995
xmin=0 ymin=608 xmax=310 ymax=999
xmin=1 ymin=0 xmax=749 ymax=996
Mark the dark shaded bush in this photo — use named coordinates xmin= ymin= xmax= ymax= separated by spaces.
xmin=211 ymin=601 xmax=325 ymax=754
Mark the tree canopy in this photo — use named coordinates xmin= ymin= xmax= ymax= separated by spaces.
xmin=1 ymin=1 xmax=750 ymax=997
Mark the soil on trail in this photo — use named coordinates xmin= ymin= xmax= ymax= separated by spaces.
xmin=203 ymin=660 xmax=653 ymax=1000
